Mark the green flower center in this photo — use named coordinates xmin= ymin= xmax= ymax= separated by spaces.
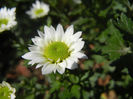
xmin=35 ymin=9 xmax=44 ymax=15
xmin=0 ymin=86 xmax=12 ymax=99
xmin=0 ymin=19 xmax=8 ymax=26
xmin=44 ymin=42 xmax=70 ymax=63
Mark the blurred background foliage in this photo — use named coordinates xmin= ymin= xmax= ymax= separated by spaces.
xmin=0 ymin=0 xmax=133 ymax=99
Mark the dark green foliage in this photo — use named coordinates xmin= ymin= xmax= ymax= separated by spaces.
xmin=0 ymin=0 xmax=133 ymax=99
xmin=115 ymin=13 xmax=133 ymax=34
xmin=100 ymin=21 xmax=131 ymax=60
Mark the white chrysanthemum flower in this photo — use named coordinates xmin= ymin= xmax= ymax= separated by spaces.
xmin=0 ymin=81 xmax=16 ymax=99
xmin=22 ymin=24 xmax=87 ymax=74
xmin=0 ymin=7 xmax=17 ymax=33
xmin=26 ymin=0 xmax=49 ymax=19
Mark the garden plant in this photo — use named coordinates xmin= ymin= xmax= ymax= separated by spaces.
xmin=0 ymin=0 xmax=133 ymax=99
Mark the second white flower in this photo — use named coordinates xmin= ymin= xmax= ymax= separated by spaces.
xmin=26 ymin=0 xmax=49 ymax=19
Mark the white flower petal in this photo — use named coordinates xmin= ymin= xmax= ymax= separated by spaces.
xmin=28 ymin=45 xmax=38 ymax=51
xmin=62 ymin=25 xmax=75 ymax=45
xmin=36 ymin=62 xmax=48 ymax=69
xmin=65 ymin=25 xmax=74 ymax=36
xmin=44 ymin=26 xmax=53 ymax=41
xmin=58 ymin=60 xmax=67 ymax=68
xmin=72 ymin=52 xmax=88 ymax=59
xmin=50 ymin=26 xmax=56 ymax=32
xmin=31 ymin=37 xmax=44 ymax=46
xmin=11 ymin=94 xmax=16 ymax=99
xmin=69 ymin=41 xmax=85 ymax=52
xmin=23 ymin=52 xmax=45 ymax=64
xmin=69 ymin=56 xmax=79 ymax=63
xmin=72 ymin=31 xmax=82 ymax=41
xmin=28 ymin=60 xmax=35 ymax=65
xmin=22 ymin=52 xmax=42 ymax=60
xmin=32 ymin=57 xmax=46 ymax=63
xmin=42 ymin=64 xmax=56 ymax=74
xmin=38 ymin=30 xmax=44 ymax=38
xmin=36 ymin=64 xmax=43 ymax=69
xmin=66 ymin=58 xmax=78 ymax=69
xmin=56 ymin=65 xmax=65 ymax=74
xmin=55 ymin=24 xmax=64 ymax=41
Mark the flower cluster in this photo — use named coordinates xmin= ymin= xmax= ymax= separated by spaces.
xmin=0 ymin=81 xmax=16 ymax=99
xmin=0 ymin=0 xmax=50 ymax=33
xmin=1 ymin=0 xmax=87 ymax=75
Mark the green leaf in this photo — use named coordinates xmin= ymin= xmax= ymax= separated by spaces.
xmin=84 ymin=60 xmax=94 ymax=69
xmin=47 ymin=0 xmax=57 ymax=7
xmin=102 ymin=64 xmax=116 ymax=73
xmin=69 ymin=74 xmax=79 ymax=84
xmin=82 ymin=90 xmax=90 ymax=99
xmin=91 ymin=55 xmax=116 ymax=73
xmin=68 ymin=8 xmax=83 ymax=16
xmin=46 ymin=17 xmax=52 ymax=26
xmin=98 ymin=6 xmax=111 ymax=17
xmin=92 ymin=55 xmax=106 ymax=63
xmin=89 ymin=73 xmax=100 ymax=87
xmin=50 ymin=81 xmax=61 ymax=93
xmin=102 ymin=22 xmax=131 ymax=60
xmin=81 ymin=72 xmax=89 ymax=81
xmin=115 ymin=13 xmax=133 ymax=34
xmin=97 ymin=28 xmax=109 ymax=43
xmin=71 ymin=85 xmax=81 ymax=99
xmin=72 ymin=17 xmax=89 ymax=25
xmin=112 ymin=1 xmax=127 ymax=12
xmin=58 ymin=88 xmax=71 ymax=99
xmin=25 ymin=94 xmax=35 ymax=99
